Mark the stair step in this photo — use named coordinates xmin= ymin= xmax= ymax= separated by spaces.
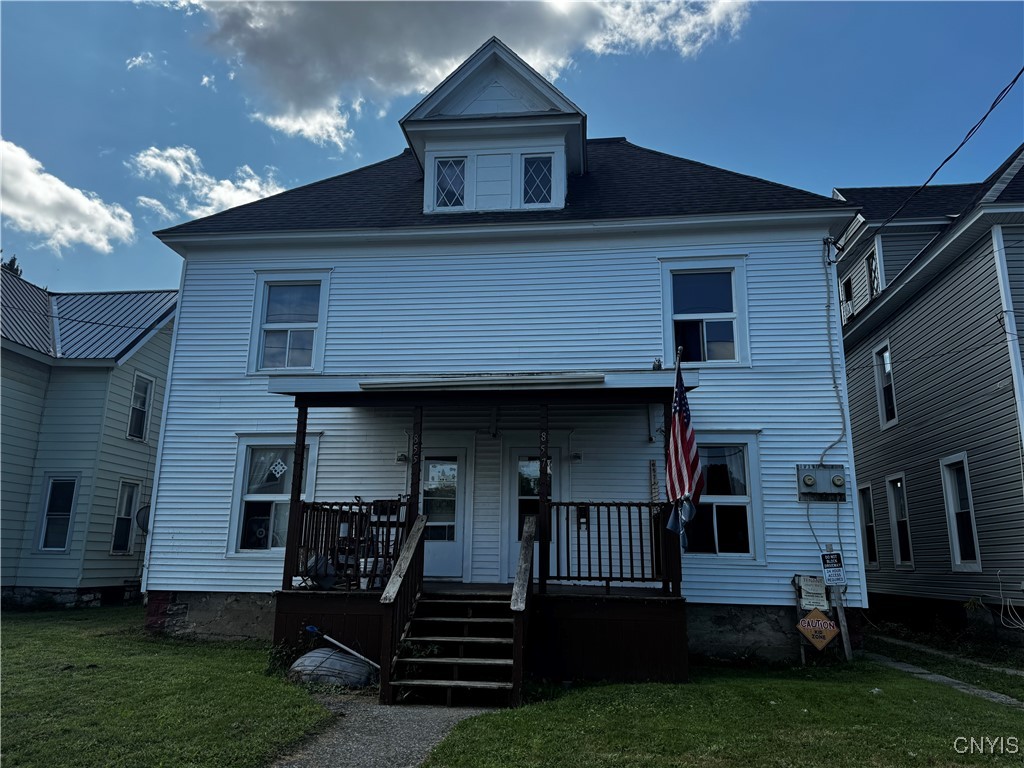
xmin=399 ymin=656 xmax=513 ymax=666
xmin=414 ymin=616 xmax=512 ymax=624
xmin=393 ymin=679 xmax=513 ymax=691
xmin=408 ymin=635 xmax=513 ymax=645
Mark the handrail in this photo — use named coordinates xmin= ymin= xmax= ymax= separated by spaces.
xmin=379 ymin=514 xmax=426 ymax=704
xmin=381 ymin=515 xmax=427 ymax=605
xmin=511 ymin=515 xmax=536 ymax=613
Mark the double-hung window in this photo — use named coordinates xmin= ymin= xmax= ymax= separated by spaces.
xmin=127 ymin=373 xmax=154 ymax=440
xmin=858 ymin=484 xmax=878 ymax=567
xmin=233 ymin=436 xmax=318 ymax=552
xmin=252 ymin=272 xmax=329 ymax=373
xmin=940 ymin=453 xmax=981 ymax=571
xmin=664 ymin=259 xmax=747 ymax=365
xmin=886 ymin=474 xmax=913 ymax=567
xmin=685 ymin=439 xmax=758 ymax=557
xmin=111 ymin=480 xmax=140 ymax=554
xmin=40 ymin=476 xmax=78 ymax=551
xmin=873 ymin=341 xmax=898 ymax=427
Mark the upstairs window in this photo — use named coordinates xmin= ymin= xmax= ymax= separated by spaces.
xmin=940 ymin=454 xmax=981 ymax=571
xmin=672 ymin=271 xmax=736 ymax=363
xmin=841 ymin=276 xmax=854 ymax=325
xmin=866 ymin=251 xmax=880 ymax=299
xmin=251 ymin=272 xmax=329 ymax=374
xmin=873 ymin=341 xmax=898 ymax=427
xmin=522 ymin=155 xmax=552 ymax=205
xmin=127 ymin=373 xmax=154 ymax=440
xmin=435 ymin=158 xmax=466 ymax=208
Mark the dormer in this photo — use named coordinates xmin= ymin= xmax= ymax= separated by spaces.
xmin=400 ymin=37 xmax=587 ymax=214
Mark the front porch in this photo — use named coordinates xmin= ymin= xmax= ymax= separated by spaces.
xmin=272 ymin=375 xmax=692 ymax=705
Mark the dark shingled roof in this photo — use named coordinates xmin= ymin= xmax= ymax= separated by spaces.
xmin=1 ymin=270 xmax=177 ymax=361
xmin=996 ymin=162 xmax=1024 ymax=203
xmin=156 ymin=138 xmax=851 ymax=239
xmin=833 ymin=183 xmax=983 ymax=222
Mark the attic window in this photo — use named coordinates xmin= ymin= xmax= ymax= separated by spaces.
xmin=523 ymin=155 xmax=552 ymax=204
xmin=435 ymin=158 xmax=465 ymax=208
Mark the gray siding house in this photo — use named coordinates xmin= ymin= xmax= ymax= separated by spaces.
xmin=1 ymin=270 xmax=176 ymax=607
xmin=834 ymin=145 xmax=1024 ymax=627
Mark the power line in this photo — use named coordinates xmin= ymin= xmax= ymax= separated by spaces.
xmin=0 ymin=302 xmax=167 ymax=332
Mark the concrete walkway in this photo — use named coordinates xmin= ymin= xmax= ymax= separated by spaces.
xmin=273 ymin=693 xmax=488 ymax=768
xmin=864 ymin=652 xmax=1024 ymax=710
xmin=871 ymin=634 xmax=1024 ymax=677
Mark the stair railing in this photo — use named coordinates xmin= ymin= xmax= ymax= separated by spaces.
xmin=510 ymin=514 xmax=537 ymax=707
xmin=378 ymin=514 xmax=427 ymax=704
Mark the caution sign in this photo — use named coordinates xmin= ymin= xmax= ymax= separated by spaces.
xmin=797 ymin=608 xmax=840 ymax=651
xmin=820 ymin=551 xmax=847 ymax=585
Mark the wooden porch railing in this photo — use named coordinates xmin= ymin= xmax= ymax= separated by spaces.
xmin=510 ymin=514 xmax=536 ymax=707
xmin=378 ymin=515 xmax=427 ymax=705
xmin=289 ymin=498 xmax=410 ymax=591
xmin=547 ymin=501 xmax=680 ymax=594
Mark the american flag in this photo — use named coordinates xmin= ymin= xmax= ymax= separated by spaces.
xmin=666 ymin=360 xmax=703 ymax=505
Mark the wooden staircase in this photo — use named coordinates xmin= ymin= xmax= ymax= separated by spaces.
xmin=390 ymin=589 xmax=517 ymax=707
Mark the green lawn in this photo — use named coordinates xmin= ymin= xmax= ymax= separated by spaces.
xmin=1 ymin=607 xmax=332 ymax=768
xmin=424 ymin=664 xmax=1024 ymax=768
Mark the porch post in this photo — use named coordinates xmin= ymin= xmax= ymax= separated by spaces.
xmin=408 ymin=406 xmax=423 ymax=528
xmin=538 ymin=404 xmax=550 ymax=593
xmin=281 ymin=400 xmax=309 ymax=591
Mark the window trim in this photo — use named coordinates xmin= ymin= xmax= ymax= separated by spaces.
xmin=248 ymin=271 xmax=331 ymax=375
xmin=37 ymin=474 xmax=80 ymax=553
xmin=126 ymin=372 xmax=155 ymax=442
xmin=227 ymin=433 xmax=320 ymax=556
xmin=110 ymin=478 xmax=142 ymax=555
xmin=872 ymin=339 xmax=899 ymax=429
xmin=939 ymin=452 xmax=982 ymax=573
xmin=682 ymin=432 xmax=764 ymax=563
xmin=858 ymin=483 xmax=879 ymax=570
xmin=661 ymin=257 xmax=749 ymax=368
xmin=885 ymin=472 xmax=914 ymax=569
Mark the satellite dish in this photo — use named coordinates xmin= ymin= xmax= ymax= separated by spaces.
xmin=135 ymin=504 xmax=152 ymax=535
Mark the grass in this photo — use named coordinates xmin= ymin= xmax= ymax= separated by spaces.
xmin=1 ymin=607 xmax=333 ymax=768
xmin=424 ymin=663 xmax=1024 ymax=768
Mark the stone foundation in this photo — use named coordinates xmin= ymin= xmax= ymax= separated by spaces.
xmin=145 ymin=591 xmax=276 ymax=642
xmin=3 ymin=586 xmax=103 ymax=609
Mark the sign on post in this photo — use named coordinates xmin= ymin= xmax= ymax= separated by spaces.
xmin=820 ymin=551 xmax=847 ymax=585
xmin=796 ymin=608 xmax=839 ymax=651
xmin=796 ymin=575 xmax=829 ymax=611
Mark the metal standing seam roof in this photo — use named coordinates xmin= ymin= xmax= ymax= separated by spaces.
xmin=1 ymin=270 xmax=177 ymax=361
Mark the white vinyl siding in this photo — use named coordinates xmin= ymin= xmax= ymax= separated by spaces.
xmin=147 ymin=225 xmax=864 ymax=606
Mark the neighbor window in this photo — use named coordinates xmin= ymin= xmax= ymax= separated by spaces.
xmin=127 ymin=373 xmax=154 ymax=440
xmin=886 ymin=474 xmax=913 ymax=567
xmin=671 ymin=271 xmax=737 ymax=363
xmin=40 ymin=477 xmax=77 ymax=551
xmin=252 ymin=272 xmax=329 ymax=373
xmin=435 ymin=158 xmax=466 ymax=208
xmin=522 ymin=155 xmax=552 ymax=205
xmin=873 ymin=342 xmax=898 ymax=427
xmin=111 ymin=480 xmax=140 ymax=554
xmin=841 ymin=277 xmax=854 ymax=324
xmin=858 ymin=485 xmax=878 ymax=567
xmin=234 ymin=438 xmax=316 ymax=552
xmin=866 ymin=251 xmax=880 ymax=299
xmin=685 ymin=443 xmax=754 ymax=556
xmin=940 ymin=454 xmax=981 ymax=571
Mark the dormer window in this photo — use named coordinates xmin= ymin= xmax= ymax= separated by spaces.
xmin=435 ymin=158 xmax=466 ymax=208
xmin=523 ymin=155 xmax=552 ymax=205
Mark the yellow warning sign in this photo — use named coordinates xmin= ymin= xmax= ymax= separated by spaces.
xmin=797 ymin=608 xmax=839 ymax=651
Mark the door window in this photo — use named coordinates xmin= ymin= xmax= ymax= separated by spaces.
xmin=422 ymin=457 xmax=458 ymax=541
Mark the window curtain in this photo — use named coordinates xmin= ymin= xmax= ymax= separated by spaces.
xmin=247 ymin=447 xmax=291 ymax=495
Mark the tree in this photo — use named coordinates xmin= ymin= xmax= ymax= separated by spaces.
xmin=1 ymin=252 xmax=23 ymax=277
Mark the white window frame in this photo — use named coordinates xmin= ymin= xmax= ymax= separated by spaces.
xmin=228 ymin=433 xmax=320 ymax=556
xmin=433 ymin=156 xmax=469 ymax=210
xmin=872 ymin=340 xmax=898 ymax=429
xmin=248 ymin=271 xmax=331 ymax=375
xmin=682 ymin=432 xmax=764 ymax=563
xmin=840 ymin=276 xmax=855 ymax=325
xmin=38 ymin=474 xmax=80 ymax=552
xmin=126 ymin=372 xmax=155 ymax=441
xmin=110 ymin=479 xmax=141 ymax=555
xmin=940 ymin=452 xmax=982 ymax=573
xmin=661 ymin=257 xmax=749 ymax=368
xmin=858 ymin=483 xmax=879 ymax=569
xmin=885 ymin=472 xmax=914 ymax=569
xmin=520 ymin=153 xmax=554 ymax=209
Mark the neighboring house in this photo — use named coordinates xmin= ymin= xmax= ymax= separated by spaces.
xmin=1 ymin=270 xmax=176 ymax=607
xmin=144 ymin=38 xmax=863 ymax=701
xmin=834 ymin=144 xmax=1024 ymax=629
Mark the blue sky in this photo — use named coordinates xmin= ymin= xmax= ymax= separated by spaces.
xmin=2 ymin=1 xmax=1022 ymax=293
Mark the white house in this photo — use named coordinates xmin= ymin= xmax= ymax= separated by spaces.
xmin=144 ymin=38 xmax=863 ymax=703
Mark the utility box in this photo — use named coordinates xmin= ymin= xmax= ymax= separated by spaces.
xmin=796 ymin=464 xmax=847 ymax=502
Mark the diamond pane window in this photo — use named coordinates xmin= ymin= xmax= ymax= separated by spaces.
xmin=435 ymin=158 xmax=465 ymax=208
xmin=523 ymin=156 xmax=552 ymax=204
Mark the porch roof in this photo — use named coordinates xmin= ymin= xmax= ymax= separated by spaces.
xmin=268 ymin=369 xmax=696 ymax=408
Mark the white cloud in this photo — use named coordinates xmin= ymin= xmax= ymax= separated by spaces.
xmin=177 ymin=1 xmax=748 ymax=150
xmin=0 ymin=139 xmax=135 ymax=255
xmin=126 ymin=51 xmax=155 ymax=71
xmin=136 ymin=195 xmax=174 ymax=221
xmin=127 ymin=145 xmax=283 ymax=219
xmin=200 ymin=74 xmax=216 ymax=91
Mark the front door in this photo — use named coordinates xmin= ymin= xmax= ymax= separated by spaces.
xmin=421 ymin=449 xmax=466 ymax=579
